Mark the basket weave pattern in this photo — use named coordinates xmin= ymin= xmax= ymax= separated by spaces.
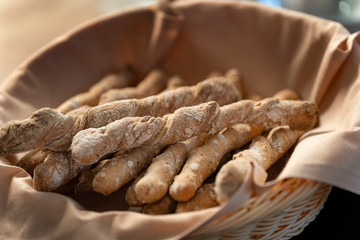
xmin=188 ymin=179 xmax=331 ymax=239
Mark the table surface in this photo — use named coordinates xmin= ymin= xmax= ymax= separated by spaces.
xmin=1 ymin=0 xmax=359 ymax=239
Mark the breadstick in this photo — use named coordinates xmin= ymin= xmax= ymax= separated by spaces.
xmin=75 ymin=160 xmax=108 ymax=194
xmin=125 ymin=171 xmax=146 ymax=207
xmin=273 ymin=89 xmax=300 ymax=101
xmin=0 ymin=76 xmax=244 ymax=155
xmin=63 ymin=104 xmax=92 ymax=115
xmin=247 ymin=88 xmax=300 ymax=102
xmin=142 ymin=195 xmax=177 ymax=215
xmin=52 ymin=175 xmax=79 ymax=194
xmin=57 ymin=67 xmax=136 ymax=113
xmin=169 ymin=89 xmax=301 ymax=201
xmin=92 ymin=146 xmax=161 ymax=196
xmin=215 ymin=126 xmax=305 ymax=203
xmin=127 ymin=206 xmax=144 ymax=213
xmin=169 ymin=124 xmax=263 ymax=202
xmin=98 ymin=69 xmax=168 ymax=104
xmin=163 ymin=75 xmax=186 ymax=91
xmin=134 ymin=134 xmax=209 ymax=204
xmin=4 ymin=154 xmax=18 ymax=165
xmin=33 ymin=150 xmax=89 ymax=192
xmin=175 ymin=183 xmax=218 ymax=213
xmin=246 ymin=92 xmax=263 ymax=101
xmin=224 ymin=68 xmax=246 ymax=99
xmin=16 ymin=150 xmax=51 ymax=176
xmin=207 ymin=71 xmax=222 ymax=78
xmin=15 ymin=105 xmax=91 ymax=175
xmin=71 ymin=98 xmax=318 ymax=165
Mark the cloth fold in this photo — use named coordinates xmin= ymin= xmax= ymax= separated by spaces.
xmin=141 ymin=0 xmax=184 ymax=75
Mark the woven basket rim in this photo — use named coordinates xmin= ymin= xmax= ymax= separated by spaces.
xmin=189 ymin=178 xmax=331 ymax=239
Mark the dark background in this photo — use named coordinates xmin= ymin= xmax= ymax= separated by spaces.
xmin=293 ymin=187 xmax=360 ymax=239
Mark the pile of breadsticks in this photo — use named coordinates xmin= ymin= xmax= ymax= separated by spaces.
xmin=0 ymin=66 xmax=318 ymax=215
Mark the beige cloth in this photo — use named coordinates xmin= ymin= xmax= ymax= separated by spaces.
xmin=1 ymin=0 xmax=359 ymax=239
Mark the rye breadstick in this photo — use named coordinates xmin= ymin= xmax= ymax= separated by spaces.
xmin=125 ymin=171 xmax=146 ymax=207
xmin=0 ymin=76 xmax=244 ymax=155
xmin=33 ymin=150 xmax=89 ymax=192
xmin=142 ymin=195 xmax=177 ymax=215
xmin=273 ymin=89 xmax=300 ymax=101
xmin=75 ymin=160 xmax=108 ymax=194
xmin=57 ymin=67 xmax=136 ymax=113
xmin=134 ymin=134 xmax=209 ymax=204
xmin=163 ymin=75 xmax=186 ymax=91
xmin=175 ymin=183 xmax=218 ymax=213
xmin=207 ymin=71 xmax=222 ymax=78
xmin=98 ymin=69 xmax=168 ymax=104
xmin=169 ymin=124 xmax=263 ymax=202
xmin=246 ymin=92 xmax=263 ymax=101
xmin=62 ymin=104 xmax=92 ymax=115
xmin=224 ymin=69 xmax=246 ymax=99
xmin=15 ymin=105 xmax=91 ymax=175
xmin=168 ymin=88 xmax=301 ymax=201
xmin=127 ymin=206 xmax=144 ymax=213
xmin=215 ymin=126 xmax=305 ymax=203
xmin=16 ymin=150 xmax=51 ymax=176
xmin=92 ymin=146 xmax=161 ymax=196
xmin=71 ymin=98 xmax=318 ymax=165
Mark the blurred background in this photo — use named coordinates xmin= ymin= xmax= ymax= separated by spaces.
xmin=0 ymin=0 xmax=359 ymax=83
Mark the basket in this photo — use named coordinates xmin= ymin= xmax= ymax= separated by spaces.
xmin=187 ymin=178 xmax=331 ymax=239
xmin=1 ymin=0 xmax=354 ymax=239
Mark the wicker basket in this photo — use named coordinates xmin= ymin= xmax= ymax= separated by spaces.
xmin=188 ymin=179 xmax=331 ymax=239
